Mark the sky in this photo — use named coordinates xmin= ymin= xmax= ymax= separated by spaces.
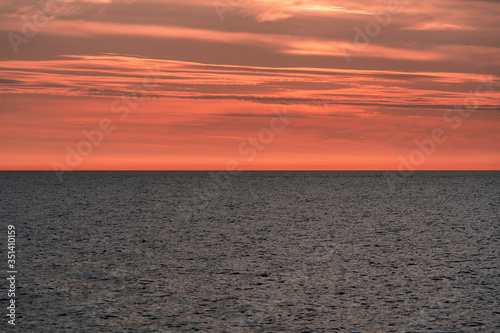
xmin=0 ymin=0 xmax=499 ymax=171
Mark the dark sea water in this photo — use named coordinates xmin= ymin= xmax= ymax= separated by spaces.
xmin=1 ymin=171 xmax=499 ymax=332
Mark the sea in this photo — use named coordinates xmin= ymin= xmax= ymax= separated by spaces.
xmin=1 ymin=171 xmax=499 ymax=332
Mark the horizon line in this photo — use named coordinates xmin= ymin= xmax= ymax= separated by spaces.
xmin=1 ymin=170 xmax=499 ymax=172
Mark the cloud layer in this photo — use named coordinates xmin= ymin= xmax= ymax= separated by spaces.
xmin=0 ymin=0 xmax=499 ymax=170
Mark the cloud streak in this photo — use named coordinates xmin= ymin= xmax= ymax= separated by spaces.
xmin=0 ymin=0 xmax=499 ymax=170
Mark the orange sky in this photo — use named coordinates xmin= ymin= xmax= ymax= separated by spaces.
xmin=0 ymin=0 xmax=499 ymax=170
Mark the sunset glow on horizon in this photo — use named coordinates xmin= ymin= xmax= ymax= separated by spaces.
xmin=1 ymin=0 xmax=499 ymax=171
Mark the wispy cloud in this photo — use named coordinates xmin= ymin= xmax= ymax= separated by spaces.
xmin=0 ymin=0 xmax=499 ymax=170
xmin=403 ymin=22 xmax=478 ymax=31
xmin=2 ymin=55 xmax=498 ymax=108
